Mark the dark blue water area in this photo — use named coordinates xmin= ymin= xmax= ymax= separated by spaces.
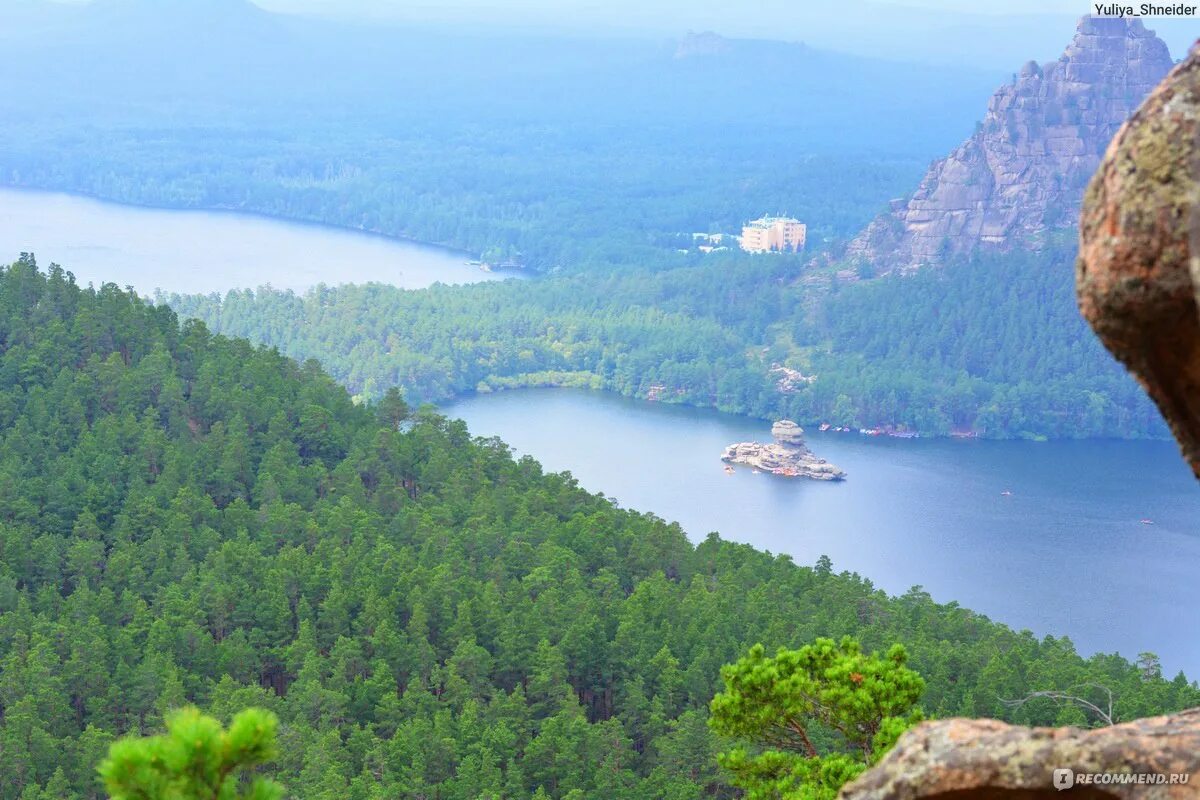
xmin=445 ymin=387 xmax=1200 ymax=676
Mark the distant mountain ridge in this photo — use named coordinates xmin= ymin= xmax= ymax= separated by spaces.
xmin=846 ymin=16 xmax=1175 ymax=273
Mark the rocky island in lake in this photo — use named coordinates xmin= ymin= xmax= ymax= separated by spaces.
xmin=722 ymin=420 xmax=846 ymax=481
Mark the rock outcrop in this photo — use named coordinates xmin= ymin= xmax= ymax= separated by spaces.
xmin=770 ymin=419 xmax=807 ymax=446
xmin=722 ymin=420 xmax=846 ymax=480
xmin=1077 ymin=42 xmax=1200 ymax=480
xmin=840 ymin=709 xmax=1200 ymax=799
xmin=847 ymin=17 xmax=1174 ymax=273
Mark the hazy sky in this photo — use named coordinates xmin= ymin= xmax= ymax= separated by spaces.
xmin=251 ymin=0 xmax=1087 ymax=15
xmin=40 ymin=0 xmax=1199 ymax=67
xmin=248 ymin=0 xmax=1194 ymax=63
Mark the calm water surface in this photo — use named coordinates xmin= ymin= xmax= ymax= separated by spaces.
xmin=445 ymin=388 xmax=1200 ymax=675
xmin=0 ymin=187 xmax=505 ymax=293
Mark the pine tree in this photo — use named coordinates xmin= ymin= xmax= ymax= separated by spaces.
xmin=97 ymin=707 xmax=284 ymax=800
xmin=709 ymin=637 xmax=924 ymax=800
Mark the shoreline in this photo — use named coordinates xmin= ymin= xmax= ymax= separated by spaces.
xmin=442 ymin=384 xmax=1173 ymax=445
xmin=0 ymin=182 xmax=482 ymax=262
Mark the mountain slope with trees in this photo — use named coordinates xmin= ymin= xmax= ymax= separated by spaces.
xmin=0 ymin=254 xmax=1193 ymax=800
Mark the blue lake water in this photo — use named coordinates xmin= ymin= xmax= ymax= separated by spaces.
xmin=0 ymin=187 xmax=505 ymax=293
xmin=445 ymin=388 xmax=1200 ymax=676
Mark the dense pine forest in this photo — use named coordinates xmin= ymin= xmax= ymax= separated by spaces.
xmin=2 ymin=255 xmax=1194 ymax=799
xmin=165 ymin=243 xmax=1164 ymax=442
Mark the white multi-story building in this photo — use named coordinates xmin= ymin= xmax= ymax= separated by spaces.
xmin=740 ymin=216 xmax=807 ymax=253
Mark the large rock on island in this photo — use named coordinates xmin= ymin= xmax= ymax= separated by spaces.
xmin=722 ymin=420 xmax=846 ymax=481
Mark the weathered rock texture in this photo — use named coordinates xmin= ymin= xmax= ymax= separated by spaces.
xmin=1077 ymin=43 xmax=1200 ymax=480
xmin=848 ymin=17 xmax=1174 ymax=272
xmin=840 ymin=709 xmax=1200 ymax=799
xmin=721 ymin=420 xmax=845 ymax=480
xmin=770 ymin=419 xmax=807 ymax=446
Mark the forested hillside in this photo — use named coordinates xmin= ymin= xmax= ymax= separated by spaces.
xmin=1 ymin=254 xmax=1193 ymax=799
xmin=166 ymin=243 xmax=1165 ymax=441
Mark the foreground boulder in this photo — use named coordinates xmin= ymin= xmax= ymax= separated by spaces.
xmin=840 ymin=709 xmax=1200 ymax=799
xmin=1076 ymin=43 xmax=1200 ymax=479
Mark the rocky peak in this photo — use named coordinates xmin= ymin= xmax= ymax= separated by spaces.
xmin=846 ymin=16 xmax=1174 ymax=272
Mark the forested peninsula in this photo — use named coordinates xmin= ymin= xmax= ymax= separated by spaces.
xmin=166 ymin=243 xmax=1163 ymax=442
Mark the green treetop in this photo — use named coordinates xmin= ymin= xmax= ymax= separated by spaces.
xmin=709 ymin=636 xmax=925 ymax=800
xmin=98 ymin=707 xmax=283 ymax=800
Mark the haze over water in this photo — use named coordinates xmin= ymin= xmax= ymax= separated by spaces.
xmin=0 ymin=188 xmax=503 ymax=294
xmin=445 ymin=388 xmax=1200 ymax=676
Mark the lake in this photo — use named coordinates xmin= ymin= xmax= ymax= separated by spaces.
xmin=0 ymin=187 xmax=506 ymax=293
xmin=444 ymin=388 xmax=1200 ymax=676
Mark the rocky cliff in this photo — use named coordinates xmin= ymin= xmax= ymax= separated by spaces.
xmin=847 ymin=17 xmax=1174 ymax=272
xmin=1078 ymin=42 xmax=1200 ymax=480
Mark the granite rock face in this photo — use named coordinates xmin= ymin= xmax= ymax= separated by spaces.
xmin=847 ymin=17 xmax=1174 ymax=272
xmin=1077 ymin=43 xmax=1200 ymax=480
xmin=722 ymin=420 xmax=846 ymax=480
xmin=840 ymin=709 xmax=1200 ymax=800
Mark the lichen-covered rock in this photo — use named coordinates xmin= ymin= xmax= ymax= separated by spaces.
xmin=1077 ymin=43 xmax=1200 ymax=480
xmin=841 ymin=709 xmax=1200 ymax=799
xmin=848 ymin=17 xmax=1174 ymax=272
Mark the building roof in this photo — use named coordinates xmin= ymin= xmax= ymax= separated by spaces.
xmin=744 ymin=216 xmax=803 ymax=228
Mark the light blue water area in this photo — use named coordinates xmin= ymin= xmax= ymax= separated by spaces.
xmin=0 ymin=187 xmax=508 ymax=293
xmin=445 ymin=387 xmax=1200 ymax=676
